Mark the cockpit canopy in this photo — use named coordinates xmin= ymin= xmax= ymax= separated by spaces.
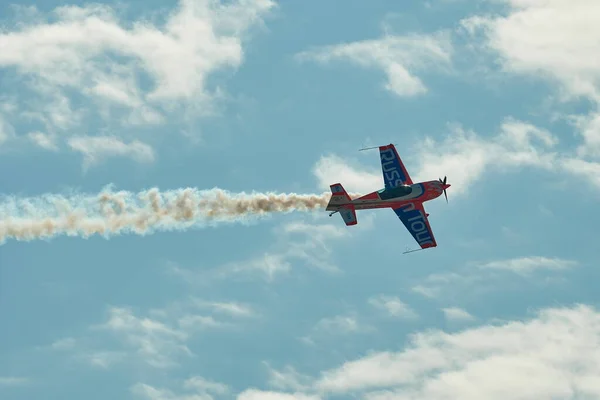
xmin=377 ymin=184 xmax=413 ymax=200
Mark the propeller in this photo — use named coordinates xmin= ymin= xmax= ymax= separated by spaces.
xmin=439 ymin=176 xmax=448 ymax=203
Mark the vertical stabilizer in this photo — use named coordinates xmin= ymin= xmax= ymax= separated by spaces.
xmin=327 ymin=183 xmax=357 ymax=226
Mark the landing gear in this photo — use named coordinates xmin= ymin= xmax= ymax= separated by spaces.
xmin=329 ymin=210 xmax=339 ymax=217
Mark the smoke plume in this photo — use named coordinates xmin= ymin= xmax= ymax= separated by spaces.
xmin=0 ymin=186 xmax=358 ymax=244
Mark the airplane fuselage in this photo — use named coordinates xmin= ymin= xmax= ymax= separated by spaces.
xmin=326 ymin=180 xmax=447 ymax=212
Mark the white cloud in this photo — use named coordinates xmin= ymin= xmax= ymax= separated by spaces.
xmin=411 ymin=255 xmax=575 ymax=300
xmin=193 ymin=300 xmax=255 ymax=318
xmin=190 ymin=220 xmax=361 ymax=282
xmin=313 ymin=154 xmax=381 ymax=194
xmin=81 ymin=351 xmax=126 ymax=369
xmin=412 ymin=118 xmax=558 ymax=196
xmin=132 ymin=376 xmax=229 ymax=400
xmin=304 ymin=313 xmax=375 ymax=344
xmin=313 ymin=117 xmax=560 ymax=197
xmin=184 ymin=376 xmax=229 ymax=395
xmin=314 ymin=304 xmax=600 ymax=398
xmin=442 ymin=307 xmax=475 ymax=322
xmin=219 ymin=252 xmax=293 ymax=282
xmin=67 ymin=136 xmax=155 ymax=168
xmin=50 ymin=337 xmax=76 ymax=350
xmin=81 ymin=304 xmax=240 ymax=369
xmin=98 ymin=306 xmax=191 ymax=368
xmin=461 ymin=0 xmax=600 ymax=157
xmin=0 ymin=0 xmax=274 ymax=162
xmin=0 ymin=0 xmax=274 ymax=109
xmin=265 ymin=364 xmax=313 ymax=393
xmin=238 ymin=389 xmax=321 ymax=400
xmin=368 ymin=295 xmax=418 ymax=319
xmin=297 ymin=32 xmax=452 ymax=97
xmin=561 ymin=157 xmax=600 ymax=189
xmin=461 ymin=0 xmax=600 ymax=102
xmin=478 ymin=256 xmax=577 ymax=275
xmin=27 ymin=131 xmax=58 ymax=151
xmin=313 ymin=315 xmax=363 ymax=334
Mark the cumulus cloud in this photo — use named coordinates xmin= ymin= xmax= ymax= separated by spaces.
xmin=561 ymin=157 xmax=600 ymax=189
xmin=313 ymin=117 xmax=561 ymax=196
xmin=0 ymin=0 xmax=274 ymax=161
xmin=412 ymin=118 xmax=558 ymax=196
xmin=312 ymin=304 xmax=600 ymax=398
xmin=461 ymin=0 xmax=600 ymax=163
xmin=313 ymin=154 xmax=381 ymax=194
xmin=461 ymin=0 xmax=600 ymax=102
xmin=296 ymin=32 xmax=452 ymax=97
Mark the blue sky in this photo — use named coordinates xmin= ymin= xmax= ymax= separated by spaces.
xmin=1 ymin=0 xmax=600 ymax=399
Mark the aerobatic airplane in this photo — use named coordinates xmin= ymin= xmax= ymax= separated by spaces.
xmin=326 ymin=143 xmax=450 ymax=252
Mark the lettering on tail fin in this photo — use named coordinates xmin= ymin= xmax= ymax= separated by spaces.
xmin=380 ymin=148 xmax=404 ymax=187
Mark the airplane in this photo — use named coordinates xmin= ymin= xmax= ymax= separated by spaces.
xmin=325 ymin=143 xmax=450 ymax=252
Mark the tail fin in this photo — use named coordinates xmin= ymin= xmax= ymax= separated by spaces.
xmin=327 ymin=183 xmax=352 ymax=209
xmin=327 ymin=183 xmax=357 ymax=226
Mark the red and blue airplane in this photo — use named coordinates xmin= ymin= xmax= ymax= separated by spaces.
xmin=326 ymin=143 xmax=450 ymax=251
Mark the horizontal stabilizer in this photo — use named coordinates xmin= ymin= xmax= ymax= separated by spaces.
xmin=339 ymin=205 xmax=357 ymax=226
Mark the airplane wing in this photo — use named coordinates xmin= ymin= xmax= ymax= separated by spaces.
xmin=379 ymin=144 xmax=413 ymax=188
xmin=392 ymin=202 xmax=437 ymax=249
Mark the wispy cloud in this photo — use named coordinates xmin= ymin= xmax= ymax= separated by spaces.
xmin=27 ymin=131 xmax=58 ymax=151
xmin=131 ymin=376 xmax=229 ymax=400
xmin=238 ymin=390 xmax=321 ymax=400
xmin=193 ymin=300 xmax=255 ymax=318
xmin=411 ymin=256 xmax=576 ymax=299
xmin=368 ymin=295 xmax=418 ymax=319
xmin=442 ymin=307 xmax=475 ymax=322
xmin=478 ymin=256 xmax=578 ymax=275
xmin=302 ymin=313 xmax=374 ymax=345
xmin=265 ymin=363 xmax=313 ymax=392
xmin=297 ymin=31 xmax=452 ymax=97
xmin=97 ymin=306 xmax=192 ymax=368
xmin=169 ymin=219 xmax=365 ymax=283
xmin=67 ymin=136 xmax=155 ymax=168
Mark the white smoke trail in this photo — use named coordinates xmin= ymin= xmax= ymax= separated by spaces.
xmin=0 ymin=186 xmax=360 ymax=244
